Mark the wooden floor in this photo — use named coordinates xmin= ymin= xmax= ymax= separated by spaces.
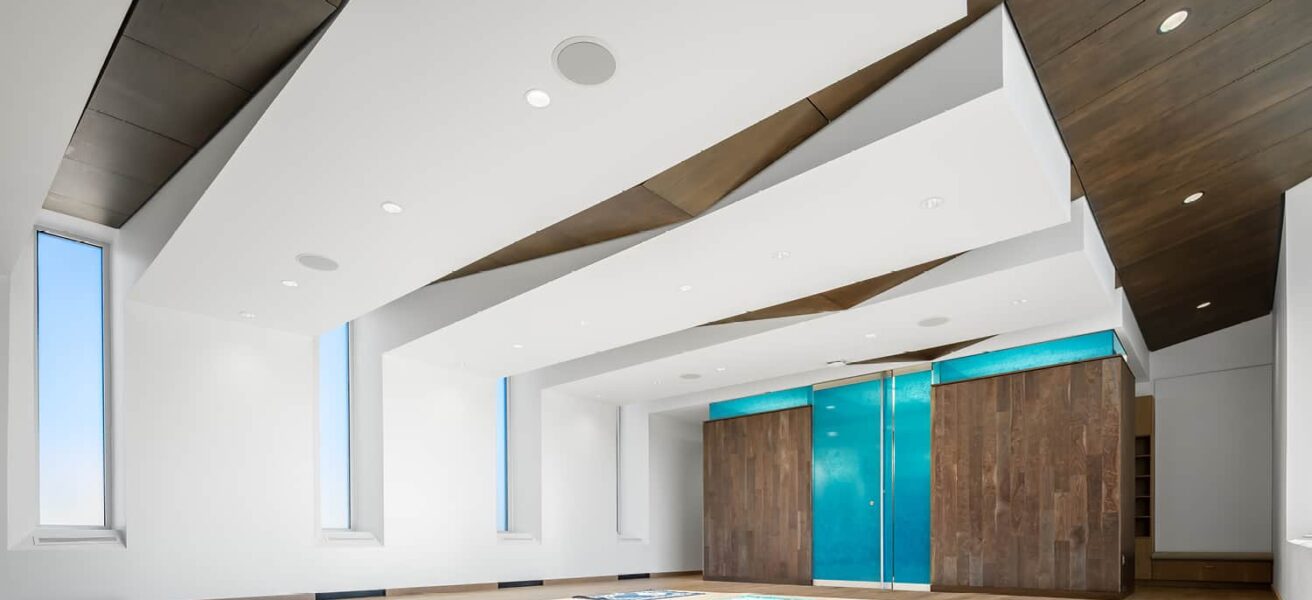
xmin=394 ymin=575 xmax=1275 ymax=600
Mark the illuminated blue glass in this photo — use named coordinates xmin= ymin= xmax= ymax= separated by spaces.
xmin=812 ymin=380 xmax=882 ymax=581
xmin=496 ymin=377 xmax=509 ymax=532
xmin=319 ymin=323 xmax=351 ymax=529
xmin=708 ymin=386 xmax=811 ymax=420
xmin=36 ymin=232 xmax=106 ymax=527
xmin=889 ymin=370 xmax=932 ymax=584
xmin=932 ymin=330 xmax=1123 ymax=385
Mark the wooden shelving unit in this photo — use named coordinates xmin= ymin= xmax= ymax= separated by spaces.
xmin=1133 ymin=396 xmax=1154 ymax=580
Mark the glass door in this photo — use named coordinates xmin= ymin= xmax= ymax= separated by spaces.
xmin=812 ymin=378 xmax=884 ymax=583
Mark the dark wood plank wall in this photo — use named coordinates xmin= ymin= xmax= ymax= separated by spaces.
xmin=930 ymin=357 xmax=1134 ymax=598
xmin=703 ymin=407 xmax=812 ymax=585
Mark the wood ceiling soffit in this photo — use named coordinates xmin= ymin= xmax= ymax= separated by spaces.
xmin=706 ymin=254 xmax=958 ymax=326
xmin=1034 ymin=0 xmax=1268 ymax=121
xmin=1005 ymin=0 xmax=1143 ymax=66
xmin=808 ymin=0 xmax=1003 ymax=121
xmin=848 ymin=335 xmax=995 ymax=365
xmin=643 ymin=100 xmax=826 ymax=216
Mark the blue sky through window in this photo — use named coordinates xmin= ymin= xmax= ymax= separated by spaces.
xmin=36 ymin=232 xmax=107 ymax=527
xmin=319 ymin=323 xmax=351 ymax=530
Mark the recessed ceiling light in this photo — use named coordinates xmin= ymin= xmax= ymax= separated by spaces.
xmin=826 ymin=360 xmax=846 ymax=368
xmin=1183 ymin=191 xmax=1204 ymax=204
xmin=1012 ymin=298 xmax=1028 ymax=306
xmin=864 ymin=332 xmax=879 ymax=339
xmin=921 ymin=196 xmax=944 ymax=210
xmin=296 ymin=253 xmax=339 ymax=272
xmin=1158 ymin=9 xmax=1189 ymax=34
xmin=715 ymin=366 xmax=727 ymax=372
xmin=238 ymin=311 xmax=256 ymax=319
xmin=918 ymin=316 xmax=951 ymax=327
xmin=280 ymin=280 xmax=299 ymax=288
xmin=525 ymin=89 xmax=551 ymax=108
xmin=1196 ymin=301 xmax=1212 ymax=309
xmin=511 ymin=343 xmax=525 ymax=349
xmin=680 ymin=373 xmax=701 ymax=380
xmin=380 ymin=201 xmax=403 ymax=214
xmin=772 ymin=250 xmax=791 ymax=260
xmin=579 ymin=320 xmax=589 ymax=327
xmin=678 ymin=284 xmax=693 ymax=292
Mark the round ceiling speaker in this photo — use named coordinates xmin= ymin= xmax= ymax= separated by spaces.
xmin=554 ymin=38 xmax=616 ymax=85
xmin=296 ymin=253 xmax=339 ymax=272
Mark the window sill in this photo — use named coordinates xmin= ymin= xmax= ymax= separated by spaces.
xmin=18 ymin=527 xmax=125 ymax=550
xmin=497 ymin=531 xmax=538 ymax=544
xmin=320 ymin=530 xmax=380 ymax=547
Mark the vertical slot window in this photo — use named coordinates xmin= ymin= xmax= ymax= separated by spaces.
xmin=319 ymin=323 xmax=351 ymax=530
xmin=36 ymin=231 xmax=108 ymax=527
xmin=496 ymin=377 xmax=509 ymax=532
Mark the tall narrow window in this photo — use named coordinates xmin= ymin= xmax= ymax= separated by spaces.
xmin=496 ymin=377 xmax=509 ymax=532
xmin=319 ymin=323 xmax=351 ymax=530
xmin=36 ymin=231 xmax=107 ymax=527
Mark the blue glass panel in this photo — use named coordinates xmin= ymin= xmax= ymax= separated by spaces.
xmin=890 ymin=370 xmax=932 ymax=584
xmin=812 ymin=380 xmax=882 ymax=582
xmin=932 ymin=330 xmax=1122 ymax=385
xmin=496 ymin=377 xmax=509 ymax=532
xmin=708 ymin=386 xmax=811 ymax=420
xmin=319 ymin=323 xmax=351 ymax=529
xmin=36 ymin=232 xmax=106 ymax=526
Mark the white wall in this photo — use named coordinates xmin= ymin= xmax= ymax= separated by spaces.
xmin=1275 ymin=180 xmax=1312 ymax=599
xmin=1144 ymin=315 xmax=1274 ymax=554
xmin=1 ymin=277 xmax=702 ymax=599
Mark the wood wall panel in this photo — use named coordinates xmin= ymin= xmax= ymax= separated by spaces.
xmin=931 ymin=357 xmax=1134 ymax=597
xmin=703 ymin=407 xmax=812 ymax=585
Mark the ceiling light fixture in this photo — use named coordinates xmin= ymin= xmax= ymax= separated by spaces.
xmin=238 ymin=311 xmax=256 ymax=319
xmin=1012 ymin=298 xmax=1028 ymax=306
xmin=579 ymin=320 xmax=589 ymax=327
xmin=511 ymin=343 xmax=525 ymax=349
xmin=1196 ymin=301 xmax=1212 ymax=309
xmin=1183 ymin=191 xmax=1204 ymax=204
xmin=864 ymin=332 xmax=878 ymax=339
xmin=715 ymin=366 xmax=727 ymax=372
xmin=678 ymin=284 xmax=693 ymax=292
xmin=380 ymin=201 xmax=403 ymax=214
xmin=921 ymin=196 xmax=944 ymax=210
xmin=772 ymin=250 xmax=791 ymax=260
xmin=281 ymin=280 xmax=299 ymax=288
xmin=1158 ymin=9 xmax=1189 ymax=34
xmin=525 ymin=89 xmax=551 ymax=108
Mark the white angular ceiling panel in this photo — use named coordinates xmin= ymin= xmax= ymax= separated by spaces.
xmin=130 ymin=0 xmax=964 ymax=332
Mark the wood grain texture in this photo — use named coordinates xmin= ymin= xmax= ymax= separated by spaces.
xmin=703 ymin=407 xmax=812 ymax=585
xmin=931 ymin=357 xmax=1134 ymax=597
xmin=1009 ymin=0 xmax=1312 ymax=349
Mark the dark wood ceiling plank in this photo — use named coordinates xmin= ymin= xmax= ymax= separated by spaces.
xmin=643 ymin=100 xmax=826 ymax=216
xmin=89 ymin=36 xmax=251 ymax=147
xmin=708 ymin=295 xmax=844 ymax=326
xmin=848 ymin=335 xmax=994 ymax=365
xmin=47 ymin=159 xmax=158 ymax=228
xmin=1036 ymin=0 xmax=1267 ymax=120
xmin=1098 ymin=129 xmax=1312 ymax=265
xmin=553 ymin=186 xmax=691 ymax=246
xmin=1061 ymin=0 xmax=1312 ymax=183
xmin=821 ymin=254 xmax=960 ymax=309
xmin=124 ymin=0 xmax=336 ymax=91
xmin=1005 ymin=0 xmax=1143 ymax=66
xmin=44 ymin=193 xmax=136 ymax=229
xmin=1071 ymin=164 xmax=1086 ymax=201
xmin=809 ymin=0 xmax=1001 ymax=121
xmin=1117 ymin=205 xmax=1281 ymax=321
xmin=1134 ymin=268 xmax=1277 ymax=349
xmin=65 ymin=109 xmax=195 ymax=187
xmin=1090 ymin=80 xmax=1312 ymax=222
